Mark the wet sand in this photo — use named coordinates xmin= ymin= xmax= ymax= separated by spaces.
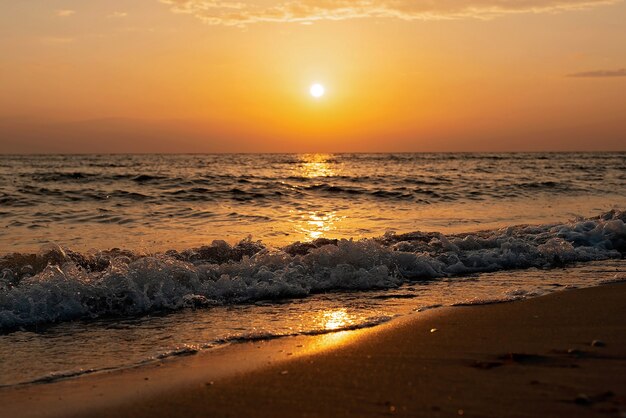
xmin=2 ymin=282 xmax=625 ymax=418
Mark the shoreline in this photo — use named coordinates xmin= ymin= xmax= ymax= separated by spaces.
xmin=2 ymin=282 xmax=626 ymax=418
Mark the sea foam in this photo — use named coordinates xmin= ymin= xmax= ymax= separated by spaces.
xmin=0 ymin=210 xmax=624 ymax=330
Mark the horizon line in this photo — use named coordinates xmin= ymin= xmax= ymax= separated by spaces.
xmin=1 ymin=150 xmax=625 ymax=156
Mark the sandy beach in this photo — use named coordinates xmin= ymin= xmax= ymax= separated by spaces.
xmin=3 ymin=0 xmax=626 ymax=415
xmin=1 ymin=281 xmax=624 ymax=418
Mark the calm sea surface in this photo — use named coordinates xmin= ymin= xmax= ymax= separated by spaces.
xmin=0 ymin=153 xmax=625 ymax=386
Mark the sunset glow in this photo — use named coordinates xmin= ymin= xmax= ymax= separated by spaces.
xmin=1 ymin=4 xmax=625 ymax=418
xmin=0 ymin=1 xmax=624 ymax=153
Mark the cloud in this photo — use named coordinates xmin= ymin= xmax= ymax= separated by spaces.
xmin=56 ymin=9 xmax=76 ymax=17
xmin=160 ymin=0 xmax=622 ymax=26
xmin=108 ymin=11 xmax=129 ymax=18
xmin=567 ymin=68 xmax=626 ymax=77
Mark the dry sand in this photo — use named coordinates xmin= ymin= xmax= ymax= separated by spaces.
xmin=2 ymin=283 xmax=625 ymax=418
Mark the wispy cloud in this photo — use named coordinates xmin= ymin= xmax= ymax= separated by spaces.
xmin=567 ymin=68 xmax=626 ymax=77
xmin=160 ymin=0 xmax=622 ymax=26
xmin=56 ymin=9 xmax=76 ymax=17
xmin=108 ymin=11 xmax=128 ymax=18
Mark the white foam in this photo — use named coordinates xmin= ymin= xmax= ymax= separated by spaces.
xmin=1 ymin=210 xmax=624 ymax=329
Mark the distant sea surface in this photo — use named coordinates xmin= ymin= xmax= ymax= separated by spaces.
xmin=1 ymin=153 xmax=625 ymax=251
xmin=1 ymin=153 xmax=625 ymax=387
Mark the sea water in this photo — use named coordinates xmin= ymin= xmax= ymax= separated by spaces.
xmin=0 ymin=153 xmax=625 ymax=386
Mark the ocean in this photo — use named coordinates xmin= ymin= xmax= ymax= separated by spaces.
xmin=1 ymin=153 xmax=625 ymax=386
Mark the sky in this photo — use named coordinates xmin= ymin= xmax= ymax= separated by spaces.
xmin=0 ymin=0 xmax=625 ymax=153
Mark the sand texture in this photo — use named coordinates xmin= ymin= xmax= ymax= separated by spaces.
xmin=2 ymin=283 xmax=625 ymax=418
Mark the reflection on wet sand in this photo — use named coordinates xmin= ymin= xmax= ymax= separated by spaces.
xmin=303 ymin=310 xmax=359 ymax=353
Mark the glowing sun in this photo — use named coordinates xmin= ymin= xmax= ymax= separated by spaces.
xmin=310 ymin=83 xmax=325 ymax=98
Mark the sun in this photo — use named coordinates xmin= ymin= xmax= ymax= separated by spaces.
xmin=310 ymin=83 xmax=325 ymax=98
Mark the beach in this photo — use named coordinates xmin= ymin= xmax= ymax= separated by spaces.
xmin=2 ymin=154 xmax=625 ymax=397
xmin=2 ymin=0 xmax=626 ymax=415
xmin=2 ymin=281 xmax=624 ymax=418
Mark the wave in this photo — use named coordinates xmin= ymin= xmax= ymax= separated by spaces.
xmin=3 ymin=314 xmax=393 ymax=387
xmin=0 ymin=210 xmax=625 ymax=331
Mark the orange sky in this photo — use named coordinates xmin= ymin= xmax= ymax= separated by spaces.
xmin=0 ymin=0 xmax=625 ymax=153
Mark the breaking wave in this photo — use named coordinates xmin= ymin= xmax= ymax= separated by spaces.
xmin=1 ymin=210 xmax=625 ymax=330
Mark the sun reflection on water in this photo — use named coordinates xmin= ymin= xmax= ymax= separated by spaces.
xmin=289 ymin=154 xmax=347 ymax=241
xmin=300 ymin=211 xmax=343 ymax=240
xmin=295 ymin=309 xmax=358 ymax=352
xmin=299 ymin=154 xmax=335 ymax=178
xmin=320 ymin=308 xmax=352 ymax=330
